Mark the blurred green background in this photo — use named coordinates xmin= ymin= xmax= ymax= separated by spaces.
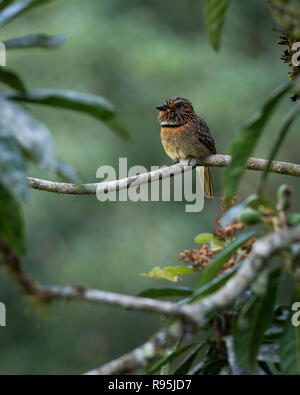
xmin=0 ymin=0 xmax=299 ymax=374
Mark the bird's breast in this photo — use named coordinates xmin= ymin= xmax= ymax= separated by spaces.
xmin=160 ymin=125 xmax=210 ymax=161
xmin=160 ymin=126 xmax=187 ymax=160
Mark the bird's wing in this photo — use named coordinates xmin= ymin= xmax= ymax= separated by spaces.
xmin=193 ymin=117 xmax=217 ymax=154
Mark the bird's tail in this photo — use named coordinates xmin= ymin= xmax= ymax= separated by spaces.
xmin=196 ymin=166 xmax=214 ymax=198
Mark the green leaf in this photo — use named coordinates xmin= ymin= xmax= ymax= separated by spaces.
xmin=239 ymin=208 xmax=264 ymax=226
xmin=148 ymin=343 xmax=196 ymax=374
xmin=4 ymin=33 xmax=68 ymax=49
xmin=0 ymin=134 xmax=29 ymax=202
xmin=173 ymin=344 xmax=203 ymax=375
xmin=280 ymin=310 xmax=300 ymax=374
xmin=194 ymin=233 xmax=225 ymax=248
xmin=0 ymin=67 xmax=26 ymax=92
xmin=268 ymin=0 xmax=300 ymax=39
xmin=0 ymin=1 xmax=16 ymax=12
xmin=287 ymin=213 xmax=300 ymax=227
xmin=0 ymin=100 xmax=77 ymax=183
xmin=205 ymin=0 xmax=231 ymax=51
xmin=0 ymin=0 xmax=55 ymax=28
xmin=234 ymin=273 xmax=278 ymax=374
xmin=265 ymin=361 xmax=282 ymax=375
xmin=140 ymin=266 xmax=200 ymax=283
xmin=1 ymin=89 xmax=129 ymax=138
xmin=0 ymin=182 xmax=25 ymax=254
xmin=137 ymin=286 xmax=193 ymax=299
xmin=195 ymin=345 xmax=225 ymax=375
xmin=221 ymin=196 xmax=255 ymax=227
xmin=196 ymin=229 xmax=259 ymax=289
xmin=0 ymin=99 xmax=57 ymax=174
xmin=181 ymin=265 xmax=238 ymax=304
xmin=222 ymin=195 xmax=277 ymax=227
xmin=258 ymin=103 xmax=300 ymax=195
xmin=223 ymin=82 xmax=291 ymax=209
xmin=56 ymin=159 xmax=79 ymax=183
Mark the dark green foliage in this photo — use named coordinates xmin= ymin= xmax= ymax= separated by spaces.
xmin=0 ymin=182 xmax=25 ymax=254
xmin=4 ymin=33 xmax=68 ymax=49
xmin=234 ymin=271 xmax=278 ymax=374
xmin=280 ymin=310 xmax=300 ymax=374
xmin=259 ymin=103 xmax=300 ymax=195
xmin=0 ymin=0 xmax=56 ymax=27
xmin=0 ymin=67 xmax=26 ymax=92
xmin=223 ymin=82 xmax=291 ymax=209
xmin=205 ymin=0 xmax=231 ymax=51
xmin=148 ymin=342 xmax=196 ymax=374
xmin=173 ymin=343 xmax=204 ymax=375
xmin=196 ymin=229 xmax=259 ymax=289
xmin=2 ymin=90 xmax=128 ymax=138
xmin=0 ymin=134 xmax=29 ymax=201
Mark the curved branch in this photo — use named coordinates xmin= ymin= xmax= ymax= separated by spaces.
xmin=40 ymin=284 xmax=183 ymax=316
xmin=180 ymin=225 xmax=300 ymax=323
xmin=28 ymin=155 xmax=300 ymax=195
xmin=1 ymin=227 xmax=300 ymax=375
xmin=0 ymin=237 xmax=192 ymax=320
xmin=84 ymin=327 xmax=182 ymax=375
xmin=83 ymin=226 xmax=300 ymax=375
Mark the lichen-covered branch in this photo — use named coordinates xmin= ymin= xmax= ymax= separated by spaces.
xmin=28 ymin=155 xmax=300 ymax=195
xmin=39 ymin=284 xmax=186 ymax=316
xmin=84 ymin=325 xmax=183 ymax=375
xmin=83 ymin=226 xmax=300 ymax=375
xmin=0 ymin=238 xmax=43 ymax=296
xmin=0 ymin=237 xmax=192 ymax=320
xmin=180 ymin=225 xmax=300 ymax=323
xmin=1 ymin=224 xmax=299 ymax=375
xmin=1 ymin=227 xmax=299 ymax=325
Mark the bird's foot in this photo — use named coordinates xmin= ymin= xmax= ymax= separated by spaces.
xmin=188 ymin=158 xmax=198 ymax=167
xmin=178 ymin=159 xmax=189 ymax=166
xmin=179 ymin=158 xmax=197 ymax=167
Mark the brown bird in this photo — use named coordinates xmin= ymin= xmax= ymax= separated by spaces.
xmin=156 ymin=96 xmax=216 ymax=198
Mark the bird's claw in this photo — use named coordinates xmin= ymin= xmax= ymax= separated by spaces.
xmin=188 ymin=158 xmax=198 ymax=167
xmin=179 ymin=158 xmax=197 ymax=167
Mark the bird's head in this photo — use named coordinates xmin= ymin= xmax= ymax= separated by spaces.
xmin=156 ymin=97 xmax=196 ymax=126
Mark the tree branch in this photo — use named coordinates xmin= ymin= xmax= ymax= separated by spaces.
xmin=28 ymin=155 xmax=300 ymax=195
xmin=1 ymin=224 xmax=299 ymax=375
xmin=180 ymin=225 xmax=300 ymax=323
xmin=83 ymin=226 xmax=300 ymax=374
xmin=84 ymin=325 xmax=183 ymax=375
xmin=39 ymin=284 xmax=185 ymax=316
xmin=0 ymin=237 xmax=193 ymax=320
xmin=1 ymin=227 xmax=299 ymax=325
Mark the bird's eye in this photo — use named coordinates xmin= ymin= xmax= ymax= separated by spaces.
xmin=176 ymin=103 xmax=182 ymax=108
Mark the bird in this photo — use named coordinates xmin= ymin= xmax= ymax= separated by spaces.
xmin=156 ymin=96 xmax=217 ymax=198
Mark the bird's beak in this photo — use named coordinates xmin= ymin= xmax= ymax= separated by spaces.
xmin=155 ymin=104 xmax=168 ymax=111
